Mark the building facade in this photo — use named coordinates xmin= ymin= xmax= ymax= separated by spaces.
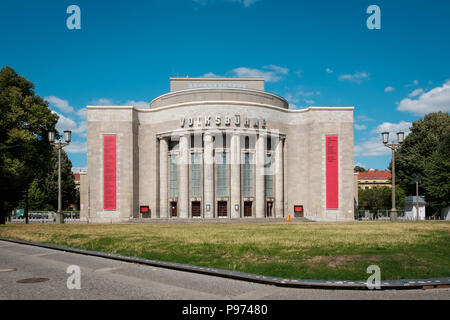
xmin=80 ymin=77 xmax=355 ymax=222
xmin=358 ymin=169 xmax=391 ymax=190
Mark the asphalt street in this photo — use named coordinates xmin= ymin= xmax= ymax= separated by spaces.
xmin=0 ymin=240 xmax=449 ymax=300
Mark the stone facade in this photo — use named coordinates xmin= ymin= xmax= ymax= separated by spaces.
xmin=81 ymin=77 xmax=355 ymax=222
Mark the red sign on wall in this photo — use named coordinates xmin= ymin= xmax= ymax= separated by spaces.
xmin=103 ymin=135 xmax=116 ymax=210
xmin=326 ymin=136 xmax=339 ymax=209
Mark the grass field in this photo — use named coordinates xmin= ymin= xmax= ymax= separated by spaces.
xmin=1 ymin=221 xmax=449 ymax=280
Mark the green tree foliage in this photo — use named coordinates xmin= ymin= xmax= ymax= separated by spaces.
xmin=17 ymin=149 xmax=78 ymax=211
xmin=354 ymin=166 xmax=366 ymax=172
xmin=42 ymin=149 xmax=77 ymax=210
xmin=395 ymin=112 xmax=450 ymax=216
xmin=0 ymin=66 xmax=76 ymax=222
xmin=358 ymin=186 xmax=405 ymax=212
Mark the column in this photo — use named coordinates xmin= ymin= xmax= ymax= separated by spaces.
xmin=179 ymin=134 xmax=189 ymax=218
xmin=275 ymin=138 xmax=284 ymax=218
xmin=230 ymin=132 xmax=241 ymax=218
xmin=159 ymin=137 xmax=168 ymax=218
xmin=255 ymin=133 xmax=265 ymax=218
xmin=203 ymin=133 xmax=214 ymax=218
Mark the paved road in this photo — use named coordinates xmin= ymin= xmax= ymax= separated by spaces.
xmin=0 ymin=240 xmax=449 ymax=300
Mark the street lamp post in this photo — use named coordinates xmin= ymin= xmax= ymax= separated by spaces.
xmin=381 ymin=131 xmax=404 ymax=221
xmin=48 ymin=130 xmax=71 ymax=224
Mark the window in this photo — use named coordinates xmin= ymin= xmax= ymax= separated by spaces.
xmin=191 ymin=153 xmax=202 ymax=196
xmin=264 ymin=154 xmax=273 ymax=197
xmin=170 ymin=155 xmax=178 ymax=197
xmin=266 ymin=136 xmax=272 ymax=150
xmin=243 ymin=153 xmax=253 ymax=196
xmin=217 ymin=153 xmax=227 ymax=196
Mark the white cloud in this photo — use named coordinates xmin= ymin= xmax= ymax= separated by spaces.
xmin=124 ymin=100 xmax=149 ymax=108
xmin=405 ymin=79 xmax=419 ymax=87
xmin=76 ymin=108 xmax=87 ymax=119
xmin=285 ymin=88 xmax=321 ymax=108
xmin=338 ymin=71 xmax=369 ymax=82
xmin=263 ymin=64 xmax=289 ymax=75
xmin=231 ymin=65 xmax=289 ymax=83
xmin=45 ymin=96 xmax=74 ymax=114
xmin=91 ymin=98 xmax=114 ymax=106
xmin=72 ymin=167 xmax=87 ymax=173
xmin=65 ymin=141 xmax=87 ymax=154
xmin=90 ymin=98 xmax=149 ymax=109
xmin=354 ymin=137 xmax=391 ymax=157
xmin=355 ymin=120 xmax=412 ymax=157
xmin=356 ymin=115 xmax=374 ymax=122
xmin=202 ymin=72 xmax=222 ymax=78
xmin=354 ymin=124 xmax=367 ymax=130
xmin=373 ymin=120 xmax=411 ymax=135
xmin=384 ymin=86 xmax=395 ymax=93
xmin=52 ymin=111 xmax=87 ymax=138
xmin=284 ymin=93 xmax=299 ymax=104
xmin=326 ymin=68 xmax=333 ymax=74
xmin=397 ymin=80 xmax=450 ymax=115
xmin=408 ymin=88 xmax=424 ymax=98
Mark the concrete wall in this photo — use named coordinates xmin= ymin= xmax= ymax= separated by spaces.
xmin=86 ymin=107 xmax=138 ymax=222
xmin=79 ymin=172 xmax=88 ymax=220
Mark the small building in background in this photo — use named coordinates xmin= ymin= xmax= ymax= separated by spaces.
xmin=404 ymin=196 xmax=426 ymax=220
xmin=358 ymin=169 xmax=391 ymax=190
xmin=72 ymin=173 xmax=81 ymax=191
xmin=441 ymin=206 xmax=450 ymax=220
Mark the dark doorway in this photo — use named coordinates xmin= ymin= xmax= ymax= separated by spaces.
xmin=244 ymin=201 xmax=252 ymax=217
xmin=218 ymin=201 xmax=227 ymax=217
xmin=192 ymin=201 xmax=201 ymax=217
xmin=170 ymin=202 xmax=177 ymax=217
xmin=266 ymin=201 xmax=273 ymax=217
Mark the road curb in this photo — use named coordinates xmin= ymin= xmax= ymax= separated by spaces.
xmin=1 ymin=237 xmax=449 ymax=290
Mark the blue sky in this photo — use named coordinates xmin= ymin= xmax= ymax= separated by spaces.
xmin=1 ymin=0 xmax=449 ymax=171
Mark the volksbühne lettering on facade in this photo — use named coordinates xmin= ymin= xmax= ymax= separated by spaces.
xmin=180 ymin=115 xmax=266 ymax=128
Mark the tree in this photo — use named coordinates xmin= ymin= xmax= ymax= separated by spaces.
xmin=354 ymin=166 xmax=366 ymax=172
xmin=0 ymin=66 xmax=58 ymax=223
xmin=20 ymin=149 xmax=77 ymax=212
xmin=43 ymin=149 xmax=77 ymax=211
xmin=395 ymin=112 xmax=450 ymax=216
xmin=358 ymin=186 xmax=405 ymax=213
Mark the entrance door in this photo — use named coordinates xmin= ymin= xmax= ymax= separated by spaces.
xmin=218 ymin=201 xmax=227 ymax=217
xmin=244 ymin=201 xmax=252 ymax=217
xmin=192 ymin=201 xmax=201 ymax=217
xmin=170 ymin=202 xmax=177 ymax=217
xmin=266 ymin=201 xmax=273 ymax=217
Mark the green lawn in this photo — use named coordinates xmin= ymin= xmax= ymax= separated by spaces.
xmin=1 ymin=221 xmax=449 ymax=281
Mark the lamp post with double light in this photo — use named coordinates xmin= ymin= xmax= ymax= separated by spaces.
xmin=381 ymin=131 xmax=404 ymax=221
xmin=48 ymin=130 xmax=71 ymax=224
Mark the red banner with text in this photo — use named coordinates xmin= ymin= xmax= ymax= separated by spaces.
xmin=103 ymin=135 xmax=116 ymax=210
xmin=326 ymin=136 xmax=339 ymax=209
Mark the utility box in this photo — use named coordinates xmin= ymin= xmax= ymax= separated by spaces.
xmin=139 ymin=205 xmax=150 ymax=218
xmin=294 ymin=205 xmax=304 ymax=218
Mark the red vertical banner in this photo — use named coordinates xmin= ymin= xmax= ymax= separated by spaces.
xmin=326 ymin=136 xmax=339 ymax=209
xmin=103 ymin=135 xmax=116 ymax=210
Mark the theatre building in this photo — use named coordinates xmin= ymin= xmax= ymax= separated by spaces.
xmin=80 ymin=77 xmax=355 ymax=222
